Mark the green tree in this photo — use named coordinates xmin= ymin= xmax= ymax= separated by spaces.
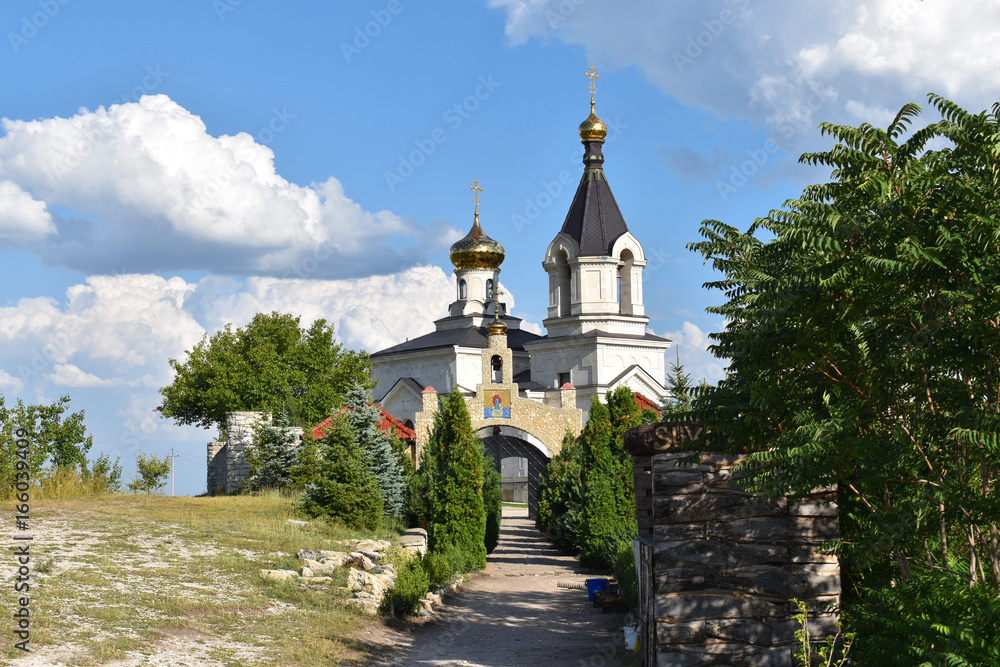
xmin=578 ymin=398 xmax=637 ymax=569
xmin=535 ymin=430 xmax=585 ymax=551
xmin=301 ymin=413 xmax=382 ymax=531
xmin=662 ymin=350 xmax=694 ymax=419
xmin=246 ymin=411 xmax=299 ymax=491
xmin=128 ymin=452 xmax=171 ymax=494
xmin=343 ymin=385 xmax=405 ymax=517
xmin=688 ymin=95 xmax=1000 ymax=665
xmin=427 ymin=388 xmax=487 ymax=570
xmin=607 ymin=385 xmax=643 ymax=448
xmin=0 ymin=395 xmax=93 ymax=492
xmin=482 ymin=450 xmax=502 ymax=554
xmin=157 ymin=312 xmax=372 ymax=433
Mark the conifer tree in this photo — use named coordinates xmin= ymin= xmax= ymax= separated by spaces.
xmin=607 ymin=385 xmax=643 ymax=450
xmin=536 ymin=430 xmax=585 ymax=551
xmin=482 ymin=450 xmax=502 ymax=554
xmin=427 ymin=388 xmax=487 ymax=569
xmin=343 ymin=384 xmax=405 ymax=517
xmin=247 ymin=411 xmax=299 ymax=490
xmin=578 ymin=398 xmax=637 ymax=568
xmin=661 ymin=349 xmax=694 ymax=418
xmin=301 ymin=413 xmax=382 ymax=531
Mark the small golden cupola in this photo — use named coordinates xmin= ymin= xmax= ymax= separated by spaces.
xmin=578 ymin=65 xmax=608 ymax=142
xmin=449 ymin=179 xmax=505 ymax=271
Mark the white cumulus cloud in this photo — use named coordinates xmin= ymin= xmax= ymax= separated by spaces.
xmin=48 ymin=363 xmax=114 ymax=388
xmin=0 ymin=95 xmax=455 ymax=276
xmin=0 ymin=180 xmax=55 ymax=242
xmin=491 ymin=0 xmax=1000 ymax=159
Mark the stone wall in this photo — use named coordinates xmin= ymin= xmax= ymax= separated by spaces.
xmin=625 ymin=422 xmax=842 ymax=667
xmin=206 ymin=441 xmax=226 ymax=495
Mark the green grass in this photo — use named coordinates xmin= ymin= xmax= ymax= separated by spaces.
xmin=0 ymin=491 xmax=404 ymax=665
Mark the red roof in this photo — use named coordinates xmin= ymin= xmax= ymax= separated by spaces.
xmin=633 ymin=391 xmax=661 ymax=417
xmin=312 ymin=405 xmax=416 ymax=442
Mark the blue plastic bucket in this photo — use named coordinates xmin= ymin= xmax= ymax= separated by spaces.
xmin=585 ymin=578 xmax=608 ymax=601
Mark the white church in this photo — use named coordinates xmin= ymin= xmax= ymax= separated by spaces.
xmin=370 ymin=73 xmax=671 ymax=435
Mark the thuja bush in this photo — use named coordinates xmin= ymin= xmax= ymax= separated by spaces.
xmin=482 ymin=450 xmax=502 ymax=555
xmin=536 ymin=430 xmax=584 ymax=552
xmin=427 ymin=388 xmax=487 ymax=570
xmin=382 ymin=558 xmax=429 ymax=617
xmin=578 ymin=399 xmax=637 ymax=569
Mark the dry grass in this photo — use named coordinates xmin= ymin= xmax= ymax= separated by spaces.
xmin=0 ymin=491 xmax=404 ymax=666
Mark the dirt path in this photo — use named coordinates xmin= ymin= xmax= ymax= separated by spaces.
xmin=381 ymin=509 xmax=625 ymax=667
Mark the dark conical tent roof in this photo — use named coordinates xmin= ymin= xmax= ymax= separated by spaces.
xmin=559 ymin=168 xmax=629 ymax=257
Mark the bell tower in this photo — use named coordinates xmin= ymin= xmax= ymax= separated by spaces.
xmin=525 ymin=67 xmax=670 ymax=414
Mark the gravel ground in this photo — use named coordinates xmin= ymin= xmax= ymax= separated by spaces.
xmin=380 ymin=508 xmax=626 ymax=667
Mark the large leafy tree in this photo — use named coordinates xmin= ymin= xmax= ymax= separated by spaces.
xmin=157 ymin=312 xmax=372 ymax=433
xmin=0 ymin=395 xmax=93 ymax=491
xmin=689 ymin=95 xmax=1000 ymax=664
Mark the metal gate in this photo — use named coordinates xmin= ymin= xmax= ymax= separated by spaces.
xmin=480 ymin=433 xmax=550 ymax=518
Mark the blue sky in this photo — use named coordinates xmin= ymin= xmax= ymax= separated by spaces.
xmin=1 ymin=0 xmax=998 ymax=495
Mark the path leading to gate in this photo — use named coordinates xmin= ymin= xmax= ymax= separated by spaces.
xmin=380 ymin=508 xmax=625 ymax=666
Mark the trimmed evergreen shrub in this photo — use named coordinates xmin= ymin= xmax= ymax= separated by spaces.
xmin=382 ymin=557 xmax=429 ymax=617
xmin=611 ymin=539 xmax=638 ymax=613
xmin=301 ymin=413 xmax=382 ymax=531
xmin=427 ymin=388 xmax=487 ymax=570
xmin=482 ymin=449 xmax=502 ymax=554
xmin=343 ymin=385 xmax=405 ymax=517
xmin=578 ymin=398 xmax=637 ymax=569
xmin=536 ymin=430 xmax=584 ymax=552
xmin=422 ymin=551 xmax=452 ymax=589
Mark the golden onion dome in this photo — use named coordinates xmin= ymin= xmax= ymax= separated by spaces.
xmin=579 ymin=99 xmax=607 ymax=142
xmin=449 ymin=213 xmax=505 ymax=270
xmin=486 ymin=317 xmax=508 ymax=336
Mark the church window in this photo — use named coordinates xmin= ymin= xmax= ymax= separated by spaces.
xmin=486 ymin=279 xmax=494 ymax=299
xmin=459 ymin=279 xmax=467 ymax=300
xmin=492 ymin=355 xmax=503 ymax=383
xmin=619 ymin=249 xmax=635 ymax=314
xmin=556 ymin=250 xmax=571 ymax=317
xmin=557 ymin=372 xmax=570 ymax=387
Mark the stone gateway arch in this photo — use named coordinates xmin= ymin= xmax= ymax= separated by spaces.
xmin=414 ymin=319 xmax=583 ymax=518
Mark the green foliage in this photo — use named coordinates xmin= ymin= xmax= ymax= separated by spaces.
xmin=288 ymin=433 xmax=321 ymax=489
xmin=382 ymin=557 xmax=429 ymax=617
xmin=157 ymin=312 xmax=372 ymax=433
xmin=421 ymin=551 xmax=452 ymax=589
xmin=86 ymin=454 xmax=123 ymax=494
xmin=792 ymin=599 xmax=854 ymax=667
xmin=578 ymin=398 xmax=638 ymax=569
xmin=427 ymin=388 xmax=487 ymax=570
xmin=661 ymin=350 xmax=694 ymax=419
xmin=128 ymin=452 xmax=171 ymax=494
xmin=611 ymin=539 xmax=638 ymax=614
xmin=247 ymin=412 xmax=299 ymax=491
xmin=688 ymin=95 xmax=1000 ymax=664
xmin=482 ymin=450 xmax=502 ymax=554
xmin=390 ymin=433 xmax=415 ymax=477
xmin=535 ymin=430 xmax=584 ymax=551
xmin=607 ymin=385 xmax=643 ymax=447
xmin=300 ymin=414 xmax=382 ymax=531
xmin=343 ymin=385 xmax=405 ymax=517
xmin=0 ymin=395 xmax=93 ymax=493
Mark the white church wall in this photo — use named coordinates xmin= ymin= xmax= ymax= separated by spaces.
xmin=372 ymin=352 xmax=457 ymax=401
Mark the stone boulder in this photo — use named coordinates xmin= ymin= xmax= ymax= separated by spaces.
xmin=259 ymin=569 xmax=299 ymax=582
